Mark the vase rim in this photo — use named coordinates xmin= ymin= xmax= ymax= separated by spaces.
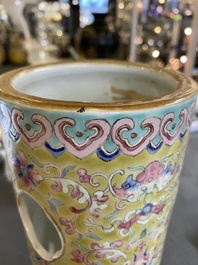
xmin=0 ymin=60 xmax=197 ymax=111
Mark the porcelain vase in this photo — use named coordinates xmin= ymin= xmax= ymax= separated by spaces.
xmin=0 ymin=61 xmax=197 ymax=265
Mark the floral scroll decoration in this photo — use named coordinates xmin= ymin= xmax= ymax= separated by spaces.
xmin=12 ymin=148 xmax=181 ymax=217
xmin=12 ymin=147 xmax=182 ymax=265
xmin=0 ymin=102 xmax=195 ymax=161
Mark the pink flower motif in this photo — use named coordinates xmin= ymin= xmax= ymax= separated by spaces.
xmin=93 ymin=191 xmax=108 ymax=203
xmin=51 ymin=180 xmax=63 ymax=192
xmin=91 ymin=243 xmax=101 ymax=250
xmin=77 ymin=168 xmax=91 ymax=183
xmin=136 ymin=241 xmax=146 ymax=251
xmin=91 ymin=240 xmax=123 ymax=251
xmin=71 ymin=249 xmax=84 ymax=263
xmin=118 ymin=212 xmax=142 ymax=230
xmin=151 ymin=204 xmax=165 ymax=214
xmin=71 ymin=185 xmax=81 ymax=198
xmin=12 ymin=151 xmax=43 ymax=191
xmin=90 ymin=191 xmax=108 ymax=218
xmin=136 ymin=161 xmax=164 ymax=184
xmin=112 ymin=185 xmax=130 ymax=199
xmin=59 ymin=217 xmax=75 ymax=234
xmin=91 ymin=241 xmax=123 ymax=262
xmin=110 ymin=240 xmax=123 ymax=248
xmin=95 ymin=251 xmax=107 ymax=259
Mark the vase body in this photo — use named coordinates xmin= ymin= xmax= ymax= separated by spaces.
xmin=0 ymin=61 xmax=197 ymax=265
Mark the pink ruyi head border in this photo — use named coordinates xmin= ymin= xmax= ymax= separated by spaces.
xmin=0 ymin=97 xmax=196 ymax=160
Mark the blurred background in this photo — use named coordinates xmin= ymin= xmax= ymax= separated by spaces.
xmin=0 ymin=0 xmax=197 ymax=78
xmin=0 ymin=2 xmax=198 ymax=265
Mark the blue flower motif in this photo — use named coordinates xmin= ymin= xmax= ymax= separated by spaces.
xmin=141 ymin=203 xmax=153 ymax=216
xmin=121 ymin=175 xmax=139 ymax=190
xmin=12 ymin=151 xmax=43 ymax=191
xmin=163 ymin=162 xmax=172 ymax=176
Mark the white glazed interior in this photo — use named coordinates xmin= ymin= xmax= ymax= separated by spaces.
xmin=12 ymin=63 xmax=179 ymax=103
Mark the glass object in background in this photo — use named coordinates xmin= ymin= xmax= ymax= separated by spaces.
xmin=0 ymin=4 xmax=10 ymax=43
xmin=36 ymin=1 xmax=67 ymax=49
xmin=76 ymin=13 xmax=119 ymax=59
xmin=35 ymin=0 xmax=80 ymax=59
xmin=116 ymin=0 xmax=197 ymax=72
xmin=36 ymin=0 xmax=119 ymax=60
xmin=61 ymin=0 xmax=109 ymax=27
xmin=75 ymin=0 xmax=120 ymax=59
xmin=8 ymin=31 xmax=28 ymax=65
xmin=183 ymin=0 xmax=198 ymax=77
xmin=80 ymin=0 xmax=109 ymax=27
xmin=0 ymin=4 xmax=9 ymax=65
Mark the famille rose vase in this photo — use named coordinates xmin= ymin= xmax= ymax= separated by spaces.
xmin=0 ymin=61 xmax=197 ymax=265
